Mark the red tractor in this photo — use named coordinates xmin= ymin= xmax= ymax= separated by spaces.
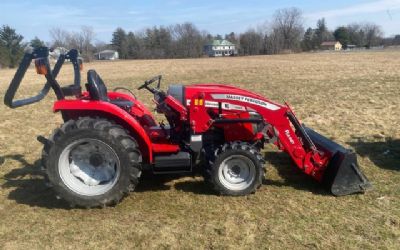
xmin=5 ymin=47 xmax=371 ymax=207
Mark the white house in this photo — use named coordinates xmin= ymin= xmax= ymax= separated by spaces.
xmin=204 ymin=40 xmax=237 ymax=57
xmin=94 ymin=50 xmax=119 ymax=60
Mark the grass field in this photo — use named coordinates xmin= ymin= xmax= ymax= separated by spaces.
xmin=0 ymin=50 xmax=399 ymax=249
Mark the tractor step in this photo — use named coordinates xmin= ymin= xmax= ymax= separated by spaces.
xmin=153 ymin=151 xmax=192 ymax=174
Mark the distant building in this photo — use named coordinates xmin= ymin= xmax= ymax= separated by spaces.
xmin=94 ymin=50 xmax=119 ymax=60
xmin=204 ymin=40 xmax=237 ymax=57
xmin=321 ymin=41 xmax=342 ymax=51
xmin=49 ymin=47 xmax=69 ymax=61
xmin=346 ymin=44 xmax=357 ymax=50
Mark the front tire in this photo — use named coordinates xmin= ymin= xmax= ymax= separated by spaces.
xmin=206 ymin=142 xmax=264 ymax=196
xmin=45 ymin=117 xmax=142 ymax=208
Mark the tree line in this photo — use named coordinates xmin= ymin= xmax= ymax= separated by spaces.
xmin=1 ymin=7 xmax=400 ymax=68
xmin=302 ymin=19 xmax=384 ymax=50
xmin=110 ymin=8 xmax=391 ymax=59
xmin=110 ymin=23 xmax=206 ymax=59
xmin=112 ymin=8 xmax=305 ymax=59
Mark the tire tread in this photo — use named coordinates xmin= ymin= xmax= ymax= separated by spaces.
xmin=44 ymin=117 xmax=142 ymax=208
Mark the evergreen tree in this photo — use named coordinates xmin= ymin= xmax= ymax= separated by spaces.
xmin=0 ymin=25 xmax=25 ymax=68
xmin=302 ymin=27 xmax=315 ymax=51
xmin=314 ymin=18 xmax=332 ymax=48
xmin=30 ymin=36 xmax=45 ymax=49
xmin=0 ymin=44 xmax=10 ymax=68
xmin=334 ymin=26 xmax=350 ymax=49
xmin=111 ymin=28 xmax=128 ymax=59
xmin=126 ymin=32 xmax=140 ymax=59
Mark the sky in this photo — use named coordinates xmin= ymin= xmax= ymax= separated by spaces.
xmin=1 ymin=0 xmax=400 ymax=43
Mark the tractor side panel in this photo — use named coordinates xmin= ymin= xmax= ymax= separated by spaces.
xmin=53 ymin=100 xmax=154 ymax=163
xmin=215 ymin=112 xmax=256 ymax=142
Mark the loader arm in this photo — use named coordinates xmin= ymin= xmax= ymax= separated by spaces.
xmin=185 ymin=84 xmax=371 ymax=195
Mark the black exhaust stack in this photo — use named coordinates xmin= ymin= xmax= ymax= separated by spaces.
xmin=304 ymin=127 xmax=372 ymax=196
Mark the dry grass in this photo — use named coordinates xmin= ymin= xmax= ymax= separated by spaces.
xmin=0 ymin=50 xmax=399 ymax=249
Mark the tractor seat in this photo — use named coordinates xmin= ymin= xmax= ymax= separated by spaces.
xmin=86 ymin=70 xmax=133 ymax=110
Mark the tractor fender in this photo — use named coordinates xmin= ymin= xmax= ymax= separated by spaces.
xmin=53 ymin=100 xmax=153 ymax=163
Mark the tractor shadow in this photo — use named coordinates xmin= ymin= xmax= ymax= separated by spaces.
xmin=263 ymin=151 xmax=330 ymax=195
xmin=173 ymin=178 xmax=216 ymax=195
xmin=137 ymin=171 xmax=215 ymax=195
xmin=0 ymin=154 xmax=215 ymax=208
xmin=135 ymin=172 xmax=176 ymax=192
xmin=0 ymin=154 xmax=70 ymax=209
xmin=348 ymin=137 xmax=400 ymax=171
xmin=138 ymin=153 xmax=331 ymax=196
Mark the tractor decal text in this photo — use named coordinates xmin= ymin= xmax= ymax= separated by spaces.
xmin=211 ymin=94 xmax=280 ymax=111
xmin=285 ymin=129 xmax=295 ymax=144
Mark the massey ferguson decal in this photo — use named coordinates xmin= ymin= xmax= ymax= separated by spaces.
xmin=211 ymin=94 xmax=281 ymax=111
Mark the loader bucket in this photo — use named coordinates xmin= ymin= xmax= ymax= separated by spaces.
xmin=304 ymin=127 xmax=372 ymax=196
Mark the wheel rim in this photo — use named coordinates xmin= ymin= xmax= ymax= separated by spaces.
xmin=218 ymin=155 xmax=256 ymax=191
xmin=58 ymin=138 xmax=120 ymax=196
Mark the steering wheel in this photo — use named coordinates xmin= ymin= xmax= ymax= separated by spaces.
xmin=137 ymin=75 xmax=162 ymax=93
xmin=138 ymin=75 xmax=168 ymax=113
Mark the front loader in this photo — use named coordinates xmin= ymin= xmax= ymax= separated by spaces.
xmin=4 ymin=47 xmax=371 ymax=207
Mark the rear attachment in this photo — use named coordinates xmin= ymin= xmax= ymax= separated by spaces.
xmin=304 ymin=127 xmax=372 ymax=196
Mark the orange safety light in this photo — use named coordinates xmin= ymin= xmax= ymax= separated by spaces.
xmin=34 ymin=58 xmax=48 ymax=75
xmin=79 ymin=58 xmax=83 ymax=71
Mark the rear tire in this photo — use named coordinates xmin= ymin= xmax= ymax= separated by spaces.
xmin=204 ymin=142 xmax=264 ymax=196
xmin=45 ymin=117 xmax=142 ymax=208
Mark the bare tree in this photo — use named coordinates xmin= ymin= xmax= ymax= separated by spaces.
xmin=346 ymin=23 xmax=383 ymax=48
xmin=239 ymin=29 xmax=263 ymax=55
xmin=347 ymin=23 xmax=366 ymax=47
xmin=79 ymin=26 xmax=96 ymax=61
xmin=171 ymin=23 xmax=204 ymax=58
xmin=362 ymin=23 xmax=383 ymax=48
xmin=266 ymin=30 xmax=284 ymax=54
xmin=49 ymin=28 xmax=70 ymax=48
xmin=50 ymin=26 xmax=95 ymax=61
xmin=271 ymin=7 xmax=304 ymax=52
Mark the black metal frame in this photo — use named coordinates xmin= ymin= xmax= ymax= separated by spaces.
xmin=4 ymin=47 xmax=82 ymax=109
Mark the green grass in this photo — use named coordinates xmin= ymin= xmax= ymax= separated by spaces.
xmin=0 ymin=50 xmax=399 ymax=249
